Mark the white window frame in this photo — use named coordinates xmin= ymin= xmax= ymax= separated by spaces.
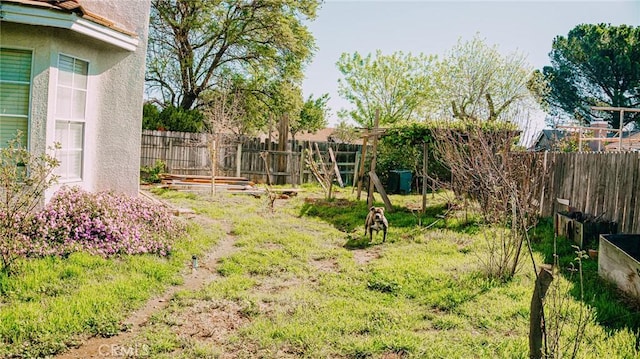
xmin=54 ymin=53 xmax=89 ymax=182
xmin=0 ymin=47 xmax=33 ymax=148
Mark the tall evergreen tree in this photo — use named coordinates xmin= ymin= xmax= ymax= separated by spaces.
xmin=541 ymin=23 xmax=640 ymax=128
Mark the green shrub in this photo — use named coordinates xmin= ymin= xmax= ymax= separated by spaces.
xmin=142 ymin=104 xmax=205 ymax=133
xmin=141 ymin=160 xmax=166 ymax=184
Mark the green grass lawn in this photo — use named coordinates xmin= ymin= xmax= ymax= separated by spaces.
xmin=0 ymin=186 xmax=638 ymax=358
xmin=0 ymin=216 xmax=223 ymax=358
xmin=129 ymin=187 xmax=639 ymax=358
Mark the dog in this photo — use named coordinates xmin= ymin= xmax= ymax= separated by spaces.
xmin=365 ymin=206 xmax=388 ymax=242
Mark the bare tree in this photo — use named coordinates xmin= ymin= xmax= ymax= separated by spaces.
xmin=433 ymin=122 xmax=549 ymax=280
xmin=434 ymin=123 xmax=591 ymax=357
xmin=203 ymin=88 xmax=247 ymax=140
xmin=202 ymin=88 xmax=246 ymax=195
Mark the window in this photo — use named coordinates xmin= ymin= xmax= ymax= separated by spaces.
xmin=55 ymin=54 xmax=88 ymax=181
xmin=0 ymin=48 xmax=32 ymax=147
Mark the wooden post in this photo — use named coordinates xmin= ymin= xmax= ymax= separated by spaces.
xmin=236 ymin=142 xmax=242 ymax=177
xmin=313 ymin=142 xmax=324 ymax=170
xmin=167 ymin=137 xmax=173 ymax=172
xmin=353 ymin=151 xmax=361 ymax=187
xmin=328 ymin=171 xmax=334 ymax=199
xmin=529 ymin=265 xmax=554 ymax=359
xmin=267 ymin=114 xmax=273 ymax=151
xmin=619 ymin=109 xmax=624 ymax=150
xmin=539 ymin=151 xmax=548 ymax=216
xmin=287 ymin=142 xmax=293 ymax=185
xmin=328 ymin=147 xmax=344 ymax=187
xmin=356 ymin=135 xmax=369 ymax=200
xmin=369 ymin=171 xmax=392 ymax=211
xmin=368 ymin=110 xmax=380 ymax=208
xmin=298 ymin=146 xmax=305 ymax=186
xmin=260 ymin=151 xmax=273 ymax=188
xmin=265 ymin=152 xmax=272 ymax=185
xmin=276 ymin=115 xmax=289 ymax=184
xmin=578 ymin=127 xmax=583 ymax=151
xmin=422 ymin=142 xmax=428 ymax=213
xmin=306 ymin=142 xmax=327 ymax=192
xmin=208 ymin=134 xmax=217 ymax=197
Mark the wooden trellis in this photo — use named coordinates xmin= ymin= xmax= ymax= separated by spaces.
xmin=354 ymin=111 xmax=392 ymax=211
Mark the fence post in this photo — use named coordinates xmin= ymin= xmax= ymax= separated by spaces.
xmin=288 ymin=142 xmax=293 ymax=185
xmin=208 ymin=134 xmax=216 ymax=196
xmin=356 ymin=135 xmax=369 ymax=201
xmin=422 ymin=142 xmax=428 ymax=213
xmin=353 ymin=151 xmax=360 ymax=187
xmin=299 ymin=147 xmax=305 ymax=185
xmin=167 ymin=137 xmax=173 ymax=172
xmin=236 ymin=142 xmax=242 ymax=177
xmin=539 ymin=151 xmax=548 ymax=216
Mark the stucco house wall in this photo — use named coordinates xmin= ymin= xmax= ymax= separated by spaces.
xmin=0 ymin=0 xmax=150 ymax=198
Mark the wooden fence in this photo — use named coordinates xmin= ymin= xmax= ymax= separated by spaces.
xmin=141 ymin=130 xmax=209 ymax=174
xmin=141 ymin=132 xmax=640 ymax=231
xmin=141 ymin=130 xmax=362 ymax=185
xmin=540 ymin=151 xmax=640 ymax=233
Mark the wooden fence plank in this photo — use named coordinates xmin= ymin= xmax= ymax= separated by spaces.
xmin=622 ymin=153 xmax=637 ymax=233
xmin=583 ymin=153 xmax=593 ymax=215
xmin=632 ymin=155 xmax=640 ymax=233
xmin=613 ymin=153 xmax=623 ymax=224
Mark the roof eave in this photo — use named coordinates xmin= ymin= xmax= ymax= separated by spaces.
xmin=0 ymin=3 xmax=139 ymax=52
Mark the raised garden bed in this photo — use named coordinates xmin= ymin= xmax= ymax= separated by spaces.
xmin=555 ymin=211 xmax=617 ymax=248
xmin=599 ymin=234 xmax=640 ymax=302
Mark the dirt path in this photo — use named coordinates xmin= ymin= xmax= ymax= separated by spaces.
xmin=56 ymin=216 xmax=240 ymax=359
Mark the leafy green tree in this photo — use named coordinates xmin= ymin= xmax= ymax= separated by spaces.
xmin=336 ymin=50 xmax=433 ymax=127
xmin=378 ymin=123 xmax=449 ymax=187
xmin=541 ymin=23 xmax=640 ymax=128
xmin=291 ymin=93 xmax=330 ymax=143
xmin=267 ymin=80 xmax=305 ymax=128
xmin=142 ymin=104 xmax=205 ymax=132
xmin=146 ymin=0 xmax=319 ymax=111
xmin=432 ymin=35 xmax=535 ymax=123
xmin=142 ymin=102 xmax=161 ymax=130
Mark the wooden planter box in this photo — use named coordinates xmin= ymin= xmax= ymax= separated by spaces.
xmin=598 ymin=234 xmax=640 ymax=302
xmin=555 ymin=212 xmax=617 ymax=248
xmin=555 ymin=212 xmax=573 ymax=239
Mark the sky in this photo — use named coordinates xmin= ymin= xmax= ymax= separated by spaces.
xmin=301 ymin=0 xmax=640 ymax=140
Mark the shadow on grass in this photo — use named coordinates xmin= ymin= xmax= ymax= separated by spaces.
xmin=344 ymin=235 xmax=374 ymax=250
xmin=298 ymin=197 xmax=478 ymax=234
xmin=530 ymin=218 xmax=640 ymax=334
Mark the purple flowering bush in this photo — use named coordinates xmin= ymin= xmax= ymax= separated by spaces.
xmin=27 ymin=187 xmax=183 ymax=258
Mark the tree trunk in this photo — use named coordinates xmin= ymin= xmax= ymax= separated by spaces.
xmin=277 ymin=115 xmax=289 ymax=185
xmin=179 ymin=92 xmax=198 ymax=110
